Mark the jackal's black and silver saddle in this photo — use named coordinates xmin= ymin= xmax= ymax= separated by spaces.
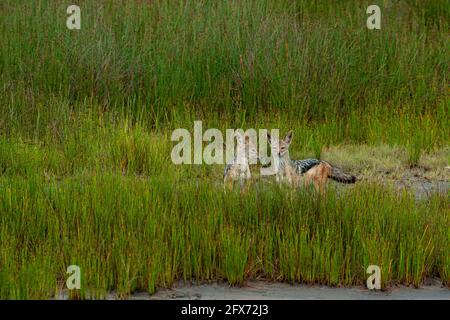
xmin=291 ymin=158 xmax=321 ymax=174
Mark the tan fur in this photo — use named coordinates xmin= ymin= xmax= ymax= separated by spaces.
xmin=279 ymin=161 xmax=331 ymax=193
xmin=223 ymin=132 xmax=257 ymax=192
xmin=223 ymin=165 xmax=251 ymax=191
xmin=271 ymin=132 xmax=303 ymax=188
xmin=278 ymin=160 xmax=301 ymax=187
xmin=268 ymin=130 xmax=332 ymax=193
xmin=303 ymin=161 xmax=331 ymax=193
xmin=224 ymin=171 xmax=234 ymax=191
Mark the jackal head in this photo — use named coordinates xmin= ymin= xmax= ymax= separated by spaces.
xmin=234 ymin=131 xmax=258 ymax=164
xmin=267 ymin=130 xmax=293 ymax=159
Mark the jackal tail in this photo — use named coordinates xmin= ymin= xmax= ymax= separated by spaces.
xmin=327 ymin=163 xmax=356 ymax=184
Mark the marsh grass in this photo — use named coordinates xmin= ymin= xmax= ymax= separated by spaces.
xmin=0 ymin=171 xmax=448 ymax=299
xmin=0 ymin=0 xmax=448 ymax=129
xmin=0 ymin=100 xmax=448 ymax=300
xmin=0 ymin=0 xmax=449 ymax=299
xmin=0 ymin=122 xmax=449 ymax=299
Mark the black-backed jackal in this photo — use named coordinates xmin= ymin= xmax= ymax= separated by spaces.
xmin=267 ymin=130 xmax=356 ymax=192
xmin=223 ymin=131 xmax=258 ymax=190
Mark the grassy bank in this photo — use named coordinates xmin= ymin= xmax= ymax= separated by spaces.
xmin=0 ymin=0 xmax=448 ymax=299
xmin=1 ymin=0 xmax=448 ymax=128
xmin=0 ymin=172 xmax=448 ymax=299
xmin=0 ymin=121 xmax=448 ymax=299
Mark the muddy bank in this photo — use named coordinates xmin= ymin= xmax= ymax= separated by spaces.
xmin=142 ymin=280 xmax=449 ymax=300
xmin=58 ymin=280 xmax=449 ymax=300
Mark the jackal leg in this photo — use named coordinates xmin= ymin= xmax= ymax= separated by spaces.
xmin=224 ymin=176 xmax=234 ymax=192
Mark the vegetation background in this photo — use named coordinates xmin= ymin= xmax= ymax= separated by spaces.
xmin=0 ymin=0 xmax=448 ymax=298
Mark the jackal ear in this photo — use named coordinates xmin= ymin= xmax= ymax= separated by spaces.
xmin=244 ymin=135 xmax=250 ymax=144
xmin=266 ymin=132 xmax=272 ymax=144
xmin=235 ymin=131 xmax=243 ymax=144
xmin=284 ymin=130 xmax=293 ymax=144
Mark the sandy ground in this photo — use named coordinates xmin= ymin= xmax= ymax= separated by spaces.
xmin=83 ymin=280 xmax=449 ymax=300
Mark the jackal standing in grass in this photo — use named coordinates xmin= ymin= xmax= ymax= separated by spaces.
xmin=267 ymin=130 xmax=356 ymax=192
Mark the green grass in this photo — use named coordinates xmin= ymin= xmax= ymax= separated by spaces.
xmin=0 ymin=171 xmax=448 ymax=299
xmin=0 ymin=0 xmax=448 ymax=129
xmin=0 ymin=123 xmax=448 ymax=299
xmin=0 ymin=0 xmax=449 ymax=299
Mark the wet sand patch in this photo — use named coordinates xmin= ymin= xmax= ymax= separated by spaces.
xmin=57 ymin=280 xmax=449 ymax=300
xmin=143 ymin=280 xmax=450 ymax=300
